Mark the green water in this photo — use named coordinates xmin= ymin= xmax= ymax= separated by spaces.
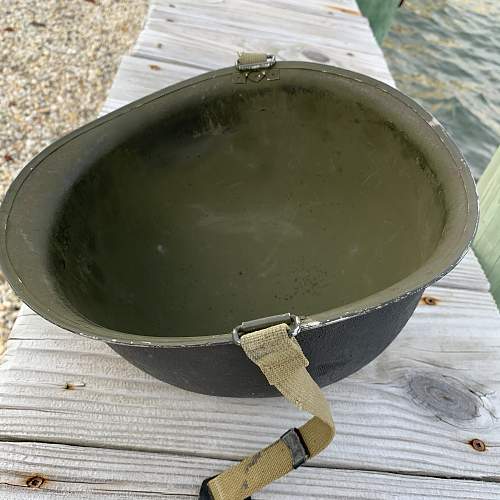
xmin=383 ymin=0 xmax=500 ymax=178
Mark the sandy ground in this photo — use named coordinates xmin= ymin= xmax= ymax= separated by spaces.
xmin=0 ymin=0 xmax=148 ymax=346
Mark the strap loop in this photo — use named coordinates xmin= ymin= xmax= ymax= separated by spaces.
xmin=236 ymin=53 xmax=276 ymax=71
xmin=199 ymin=323 xmax=335 ymax=500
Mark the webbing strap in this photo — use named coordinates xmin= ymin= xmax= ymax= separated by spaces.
xmin=205 ymin=323 xmax=335 ymax=499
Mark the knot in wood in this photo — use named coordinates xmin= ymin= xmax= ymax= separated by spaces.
xmin=407 ymin=373 xmax=480 ymax=422
xmin=470 ymin=438 xmax=486 ymax=452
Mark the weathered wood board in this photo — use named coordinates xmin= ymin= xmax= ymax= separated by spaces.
xmin=1 ymin=1 xmax=498 ymax=498
xmin=101 ymin=0 xmax=395 ymax=115
xmin=2 ymin=441 xmax=500 ymax=499
xmin=2 ymin=273 xmax=499 ymax=482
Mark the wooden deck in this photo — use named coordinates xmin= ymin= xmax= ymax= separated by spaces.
xmin=1 ymin=1 xmax=500 ymax=498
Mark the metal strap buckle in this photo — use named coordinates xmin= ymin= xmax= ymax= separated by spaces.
xmin=232 ymin=313 xmax=301 ymax=345
xmin=199 ymin=475 xmax=250 ymax=500
xmin=280 ymin=428 xmax=309 ymax=469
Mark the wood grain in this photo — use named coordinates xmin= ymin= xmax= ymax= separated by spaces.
xmin=97 ymin=0 xmax=395 ymax=119
xmin=100 ymin=0 xmax=394 ymax=116
xmin=102 ymin=55 xmax=204 ymax=115
xmin=148 ymin=0 xmax=379 ymax=58
xmin=1 ymin=441 xmax=500 ymax=499
xmin=434 ymin=251 xmax=489 ymax=292
xmin=2 ymin=273 xmax=499 ymax=481
xmin=103 ymin=51 xmax=393 ymax=119
xmin=143 ymin=0 xmax=393 ymax=81
xmin=134 ymin=24 xmax=394 ymax=82
xmin=95 ymin=0 xmax=395 ymax=129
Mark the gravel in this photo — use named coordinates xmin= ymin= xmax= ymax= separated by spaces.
xmin=0 ymin=0 xmax=148 ymax=345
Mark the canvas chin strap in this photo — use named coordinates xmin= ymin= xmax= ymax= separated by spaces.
xmin=199 ymin=323 xmax=335 ymax=500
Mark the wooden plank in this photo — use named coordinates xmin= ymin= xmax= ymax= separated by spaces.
xmin=102 ymin=53 xmax=393 ymax=119
xmin=102 ymin=56 xmax=202 ymax=115
xmin=157 ymin=0 xmax=361 ymax=11
xmin=155 ymin=0 xmax=363 ymax=19
xmin=152 ymin=0 xmax=366 ymax=30
xmin=434 ymin=250 xmax=489 ymax=292
xmin=1 ymin=284 xmax=499 ymax=481
xmin=101 ymin=0 xmax=395 ymax=116
xmin=150 ymin=0 xmax=365 ymax=25
xmin=133 ymin=24 xmax=394 ymax=83
xmin=120 ymin=0 xmax=395 ymax=93
xmin=1 ymin=441 xmax=499 ymax=499
xmin=147 ymin=1 xmax=382 ymax=57
xmin=246 ymin=0 xmax=363 ymax=20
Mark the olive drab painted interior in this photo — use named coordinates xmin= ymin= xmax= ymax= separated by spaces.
xmin=0 ymin=62 xmax=477 ymax=348
xmin=51 ymin=81 xmax=445 ymax=338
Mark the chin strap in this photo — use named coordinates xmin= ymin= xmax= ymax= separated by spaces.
xmin=199 ymin=323 xmax=335 ymax=500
